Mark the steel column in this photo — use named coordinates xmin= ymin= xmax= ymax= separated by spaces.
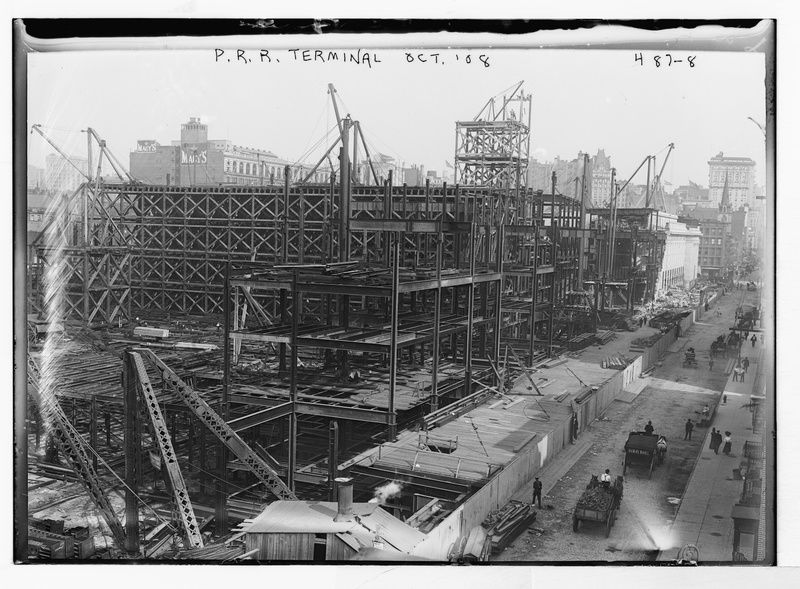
xmin=123 ymin=353 xmax=140 ymax=554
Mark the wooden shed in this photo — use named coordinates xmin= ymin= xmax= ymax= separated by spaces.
xmin=241 ymin=500 xmax=426 ymax=562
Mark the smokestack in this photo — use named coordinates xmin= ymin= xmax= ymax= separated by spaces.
xmin=334 ymin=477 xmax=354 ymax=522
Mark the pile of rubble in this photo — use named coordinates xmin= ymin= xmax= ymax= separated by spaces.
xmin=645 ymin=285 xmax=704 ymax=315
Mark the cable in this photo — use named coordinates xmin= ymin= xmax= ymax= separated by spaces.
xmin=289 ymin=122 xmax=340 ymax=170
xmin=291 ymin=96 xmax=331 ymax=166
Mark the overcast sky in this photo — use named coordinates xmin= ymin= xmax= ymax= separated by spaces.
xmin=27 ymin=47 xmax=767 ymax=189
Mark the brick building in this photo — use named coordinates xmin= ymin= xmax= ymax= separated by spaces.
xmin=130 ymin=117 xmax=330 ymax=186
xmin=707 ymin=152 xmax=756 ymax=209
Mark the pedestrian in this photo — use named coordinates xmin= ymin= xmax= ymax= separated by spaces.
xmin=709 ymin=428 xmax=718 ymax=451
xmin=532 ymin=477 xmax=543 ymax=508
xmin=722 ymin=431 xmax=732 ymax=455
xmin=684 ymin=418 xmax=694 ymax=440
xmin=734 ymin=365 xmax=745 ymax=382
xmin=742 ymin=357 xmax=750 ymax=374
xmin=644 ymin=420 xmax=654 ymax=435
xmin=751 ymin=334 xmax=757 ymax=347
xmin=744 ymin=330 xmax=749 ymax=340
xmin=712 ymin=430 xmax=722 ymax=454
xmin=709 ymin=357 xmax=714 ymax=371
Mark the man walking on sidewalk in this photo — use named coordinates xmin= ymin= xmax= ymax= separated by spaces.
xmin=684 ymin=418 xmax=694 ymax=440
xmin=742 ymin=356 xmax=750 ymax=374
xmin=712 ymin=429 xmax=722 ymax=454
xmin=532 ymin=477 xmax=542 ymax=508
xmin=751 ymin=334 xmax=758 ymax=347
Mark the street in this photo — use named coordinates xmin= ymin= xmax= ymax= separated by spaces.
xmin=496 ymin=286 xmax=760 ymax=562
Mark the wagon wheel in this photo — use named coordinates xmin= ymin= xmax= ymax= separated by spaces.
xmin=648 ymin=455 xmax=655 ymax=479
xmin=572 ymin=515 xmax=580 ymax=532
xmin=623 ymin=459 xmax=627 ymax=476
xmin=605 ymin=511 xmax=613 ymax=537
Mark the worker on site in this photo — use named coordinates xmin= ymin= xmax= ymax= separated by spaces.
xmin=702 ymin=404 xmax=710 ymax=418
xmin=644 ymin=420 xmax=654 ymax=435
xmin=599 ymin=469 xmax=612 ymax=487
xmin=684 ymin=418 xmax=694 ymax=441
xmin=532 ymin=477 xmax=543 ymax=509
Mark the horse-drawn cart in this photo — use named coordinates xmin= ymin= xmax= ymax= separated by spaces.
xmin=572 ymin=475 xmax=624 ymax=538
xmin=623 ymin=432 xmax=667 ymax=478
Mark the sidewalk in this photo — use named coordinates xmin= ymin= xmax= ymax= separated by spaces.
xmin=657 ymin=343 xmax=764 ymax=562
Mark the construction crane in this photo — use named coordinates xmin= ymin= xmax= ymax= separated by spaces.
xmin=649 ymin=143 xmax=675 ymax=211
xmin=299 ymin=84 xmax=379 ymax=186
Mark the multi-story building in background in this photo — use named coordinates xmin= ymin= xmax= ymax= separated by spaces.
xmin=675 ymin=181 xmax=710 ymax=210
xmin=130 ymin=117 xmax=330 ymax=187
xmin=657 ymin=217 xmax=703 ymax=293
xmin=590 ymin=149 xmax=612 ymax=207
xmin=528 ymin=153 xmax=591 ymax=201
xmin=45 ymin=153 xmax=88 ymax=195
xmin=680 ymin=181 xmax=740 ymax=280
xmin=708 ymin=152 xmax=756 ymax=209
xmin=27 ymin=165 xmax=45 ymax=190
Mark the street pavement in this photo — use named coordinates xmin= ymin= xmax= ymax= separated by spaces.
xmin=495 ymin=287 xmax=763 ymax=562
xmin=657 ymin=342 xmax=765 ymax=562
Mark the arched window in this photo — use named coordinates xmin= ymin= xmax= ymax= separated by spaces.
xmin=245 ymin=163 xmax=251 ymax=175
xmin=238 ymin=161 xmax=243 ymax=174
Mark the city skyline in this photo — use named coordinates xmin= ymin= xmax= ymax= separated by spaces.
xmin=27 ymin=48 xmax=767 ymax=189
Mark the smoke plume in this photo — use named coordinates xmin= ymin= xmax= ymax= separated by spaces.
xmin=370 ymin=481 xmax=403 ymax=504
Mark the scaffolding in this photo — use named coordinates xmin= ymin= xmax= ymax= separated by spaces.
xmin=454 ymin=81 xmax=532 ymax=202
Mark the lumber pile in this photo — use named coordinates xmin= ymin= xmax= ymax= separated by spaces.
xmin=174 ymin=541 xmax=246 ymax=561
xmin=567 ymin=333 xmax=595 ymax=351
xmin=596 ymin=330 xmax=616 ymax=344
xmin=601 ymin=355 xmax=630 ymax=370
xmin=481 ymin=500 xmax=537 ymax=554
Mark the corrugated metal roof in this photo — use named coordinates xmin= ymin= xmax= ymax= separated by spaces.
xmin=242 ymin=501 xmax=427 ymax=555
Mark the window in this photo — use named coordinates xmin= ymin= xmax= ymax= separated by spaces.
xmin=238 ymin=162 xmax=243 ymax=174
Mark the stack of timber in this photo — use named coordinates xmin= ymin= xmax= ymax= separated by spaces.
xmin=174 ymin=540 xmax=246 ymax=562
xmin=595 ymin=330 xmax=616 ymax=344
xmin=567 ymin=333 xmax=596 ymax=351
xmin=481 ymin=500 xmax=537 ymax=554
xmin=601 ymin=355 xmax=630 ymax=370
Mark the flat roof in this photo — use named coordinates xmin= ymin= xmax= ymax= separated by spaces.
xmin=242 ymin=500 xmax=426 ymax=553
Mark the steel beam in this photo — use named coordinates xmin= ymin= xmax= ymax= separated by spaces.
xmin=228 ymin=402 xmax=294 ymax=432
